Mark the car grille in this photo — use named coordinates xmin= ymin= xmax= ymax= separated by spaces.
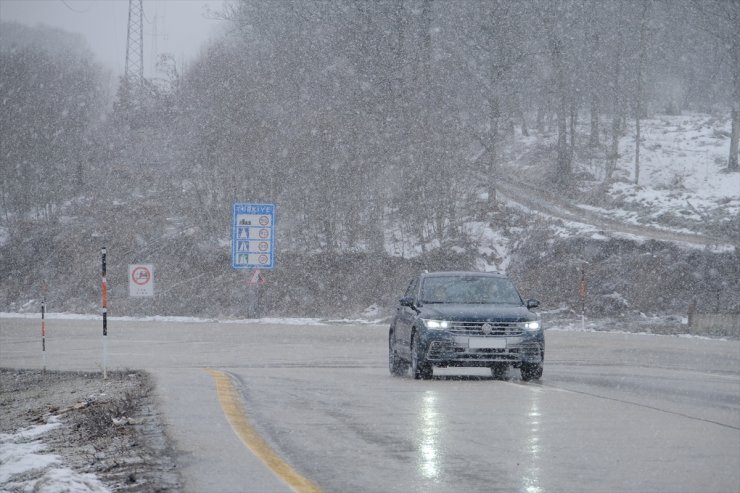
xmin=447 ymin=321 xmax=524 ymax=336
xmin=427 ymin=340 xmax=522 ymax=362
xmin=426 ymin=339 xmax=542 ymax=363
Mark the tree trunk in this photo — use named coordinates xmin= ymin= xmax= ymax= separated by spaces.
xmin=570 ymin=96 xmax=577 ymax=164
xmin=730 ymin=108 xmax=739 ymax=172
xmin=487 ymin=97 xmax=500 ymax=205
xmin=557 ymin=92 xmax=570 ymax=181
xmin=730 ymin=25 xmax=739 ymax=172
xmin=521 ymin=109 xmax=529 ymax=137
xmin=536 ymin=106 xmax=544 ymax=132
xmin=589 ymin=95 xmax=600 ymax=147
xmin=588 ymin=29 xmax=600 ymax=148
xmin=548 ymin=32 xmax=571 ymax=184
xmin=605 ymin=29 xmax=623 ymax=183
xmin=607 ymin=114 xmax=620 ymax=181
xmin=635 ymin=2 xmax=649 ymax=184
xmin=635 ymin=115 xmax=641 ymax=184
xmin=727 ymin=1 xmax=740 ymax=171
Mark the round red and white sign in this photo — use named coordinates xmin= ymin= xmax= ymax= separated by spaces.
xmin=131 ymin=266 xmax=151 ymax=285
xmin=128 ymin=264 xmax=154 ymax=297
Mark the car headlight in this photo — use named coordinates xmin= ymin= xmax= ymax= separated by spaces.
xmin=523 ymin=320 xmax=541 ymax=331
xmin=422 ymin=319 xmax=450 ymax=330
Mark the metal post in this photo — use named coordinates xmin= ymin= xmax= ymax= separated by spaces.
xmin=255 ymin=283 xmax=262 ymax=319
xmin=41 ymin=297 xmax=46 ymax=373
xmin=579 ymin=264 xmax=587 ymax=331
xmin=102 ymin=247 xmax=108 ymax=379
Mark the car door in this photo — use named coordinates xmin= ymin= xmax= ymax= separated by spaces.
xmin=394 ymin=277 xmax=419 ymax=355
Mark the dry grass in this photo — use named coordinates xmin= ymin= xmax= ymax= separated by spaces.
xmin=0 ymin=368 xmax=180 ymax=492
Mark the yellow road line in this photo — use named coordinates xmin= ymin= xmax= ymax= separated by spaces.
xmin=205 ymin=368 xmax=325 ymax=493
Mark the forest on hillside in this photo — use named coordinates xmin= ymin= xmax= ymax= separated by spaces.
xmin=1 ymin=0 xmax=738 ymax=318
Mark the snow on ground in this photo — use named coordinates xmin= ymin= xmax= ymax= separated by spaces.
xmin=508 ymin=113 xmax=739 ymax=237
xmin=464 ymin=221 xmax=511 ymax=272
xmin=0 ymin=311 xmax=384 ymax=326
xmin=595 ymin=114 xmax=738 ymax=228
xmin=0 ymin=418 xmax=111 ymax=493
xmin=382 ymin=113 xmax=738 ymax=276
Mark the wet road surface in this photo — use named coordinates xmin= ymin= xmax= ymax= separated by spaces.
xmin=2 ymin=317 xmax=738 ymax=492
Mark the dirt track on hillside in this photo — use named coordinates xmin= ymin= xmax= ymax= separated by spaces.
xmin=495 ymin=177 xmax=736 ymax=249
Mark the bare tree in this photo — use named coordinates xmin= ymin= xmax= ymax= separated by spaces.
xmin=537 ymin=0 xmax=578 ymax=185
xmin=691 ymin=0 xmax=739 ymax=172
xmin=633 ymin=1 xmax=652 ymax=185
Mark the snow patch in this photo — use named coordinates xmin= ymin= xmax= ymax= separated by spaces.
xmin=0 ymin=418 xmax=110 ymax=493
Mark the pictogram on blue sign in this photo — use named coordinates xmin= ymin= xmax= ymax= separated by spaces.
xmin=231 ymin=203 xmax=276 ymax=269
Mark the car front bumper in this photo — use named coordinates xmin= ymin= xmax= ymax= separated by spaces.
xmin=423 ymin=333 xmax=544 ymax=367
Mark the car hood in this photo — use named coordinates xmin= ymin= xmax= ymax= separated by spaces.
xmin=418 ymin=303 xmax=537 ymax=322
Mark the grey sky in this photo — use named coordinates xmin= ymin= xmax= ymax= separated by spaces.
xmin=0 ymin=0 xmax=227 ymax=77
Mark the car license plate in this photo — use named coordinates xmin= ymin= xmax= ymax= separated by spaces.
xmin=468 ymin=337 xmax=506 ymax=349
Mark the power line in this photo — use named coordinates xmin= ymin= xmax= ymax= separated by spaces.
xmin=58 ymin=0 xmax=90 ymax=14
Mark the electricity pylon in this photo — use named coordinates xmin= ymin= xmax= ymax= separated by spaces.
xmin=124 ymin=0 xmax=144 ymax=106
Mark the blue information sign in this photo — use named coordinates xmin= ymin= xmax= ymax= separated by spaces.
xmin=231 ymin=203 xmax=276 ymax=269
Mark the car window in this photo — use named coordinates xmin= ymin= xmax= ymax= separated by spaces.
xmin=420 ymin=276 xmax=522 ymax=304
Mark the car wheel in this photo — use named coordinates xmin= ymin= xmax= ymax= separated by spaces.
xmin=520 ymin=363 xmax=543 ymax=381
xmin=491 ymin=364 xmax=508 ymax=380
xmin=411 ymin=331 xmax=432 ymax=380
xmin=389 ymin=330 xmax=408 ymax=377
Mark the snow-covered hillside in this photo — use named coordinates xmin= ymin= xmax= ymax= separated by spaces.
xmin=506 ymin=113 xmax=738 ymax=239
xmin=588 ymin=115 xmax=736 ymax=232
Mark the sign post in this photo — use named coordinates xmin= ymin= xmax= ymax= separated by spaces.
xmin=232 ymin=203 xmax=275 ymax=318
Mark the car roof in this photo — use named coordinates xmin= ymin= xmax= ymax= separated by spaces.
xmin=420 ymin=271 xmax=507 ymax=279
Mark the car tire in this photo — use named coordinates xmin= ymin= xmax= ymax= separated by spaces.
xmin=520 ymin=363 xmax=543 ymax=381
xmin=389 ymin=330 xmax=408 ymax=377
xmin=491 ymin=364 xmax=508 ymax=380
xmin=411 ymin=331 xmax=433 ymax=380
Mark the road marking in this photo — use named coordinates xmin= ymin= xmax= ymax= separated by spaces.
xmin=205 ymin=368 xmax=324 ymax=493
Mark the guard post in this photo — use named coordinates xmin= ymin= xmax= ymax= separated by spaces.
xmin=101 ymin=246 xmax=108 ymax=379
xmin=41 ymin=292 xmax=46 ymax=374
xmin=579 ymin=263 xmax=588 ymax=330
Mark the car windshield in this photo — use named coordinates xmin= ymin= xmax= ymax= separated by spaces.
xmin=420 ymin=276 xmax=522 ymax=304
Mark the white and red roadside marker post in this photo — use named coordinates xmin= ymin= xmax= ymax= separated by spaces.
xmin=41 ymin=293 xmax=46 ymax=374
xmin=579 ymin=263 xmax=588 ymax=331
xmin=101 ymin=247 xmax=108 ymax=379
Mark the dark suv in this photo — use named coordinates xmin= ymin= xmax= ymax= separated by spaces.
xmin=388 ymin=271 xmax=544 ymax=380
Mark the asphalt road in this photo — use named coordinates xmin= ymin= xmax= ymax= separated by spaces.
xmin=1 ymin=317 xmax=739 ymax=493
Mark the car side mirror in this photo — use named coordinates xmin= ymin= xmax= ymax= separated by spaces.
xmin=526 ymin=299 xmax=540 ymax=309
xmin=399 ymin=296 xmax=415 ymax=307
